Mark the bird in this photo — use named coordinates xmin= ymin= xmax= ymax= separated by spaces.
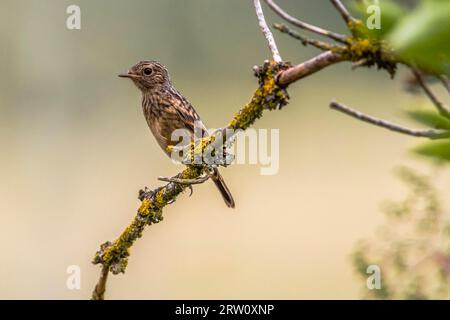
xmin=119 ymin=60 xmax=235 ymax=208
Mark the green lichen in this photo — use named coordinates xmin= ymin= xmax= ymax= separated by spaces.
xmin=93 ymin=165 xmax=204 ymax=274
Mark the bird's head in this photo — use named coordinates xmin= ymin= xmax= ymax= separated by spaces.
xmin=119 ymin=60 xmax=171 ymax=92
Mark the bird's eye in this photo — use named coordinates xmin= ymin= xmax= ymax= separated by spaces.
xmin=143 ymin=68 xmax=153 ymax=76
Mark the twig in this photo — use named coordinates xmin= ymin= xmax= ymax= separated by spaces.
xmin=330 ymin=101 xmax=450 ymax=139
xmin=158 ymin=173 xmax=211 ymax=185
xmin=254 ymin=0 xmax=282 ymax=62
xmin=277 ymin=51 xmax=348 ymax=86
xmin=265 ymin=0 xmax=348 ymax=44
xmin=412 ymin=69 xmax=450 ymax=120
xmin=274 ymin=23 xmax=337 ymax=51
xmin=92 ymin=265 xmax=109 ymax=300
xmin=330 ymin=0 xmax=358 ymax=24
xmin=352 ymin=58 xmax=370 ymax=70
xmin=439 ymin=75 xmax=450 ymax=93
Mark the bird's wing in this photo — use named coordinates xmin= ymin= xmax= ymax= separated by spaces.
xmin=168 ymin=89 xmax=207 ymax=134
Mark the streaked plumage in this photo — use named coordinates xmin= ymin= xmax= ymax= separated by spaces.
xmin=119 ymin=61 xmax=235 ymax=208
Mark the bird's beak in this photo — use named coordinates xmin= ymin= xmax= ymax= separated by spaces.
xmin=118 ymin=71 xmax=139 ymax=79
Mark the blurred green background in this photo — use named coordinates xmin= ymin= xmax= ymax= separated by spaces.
xmin=0 ymin=0 xmax=447 ymax=299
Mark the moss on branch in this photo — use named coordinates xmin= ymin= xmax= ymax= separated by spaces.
xmin=92 ymin=165 xmax=205 ymax=275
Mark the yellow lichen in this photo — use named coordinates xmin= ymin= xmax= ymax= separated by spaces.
xmin=166 ymin=145 xmax=174 ymax=153
xmin=228 ymin=61 xmax=288 ymax=130
xmin=138 ymin=198 xmax=150 ymax=216
xmin=348 ymin=38 xmax=376 ymax=60
xmin=154 ymin=189 xmax=166 ymax=208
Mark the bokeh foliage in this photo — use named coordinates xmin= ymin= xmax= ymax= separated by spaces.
xmin=352 ymin=0 xmax=450 ymax=299
xmin=353 ymin=167 xmax=450 ymax=299
xmin=354 ymin=0 xmax=450 ymax=75
xmin=406 ymin=107 xmax=450 ymax=162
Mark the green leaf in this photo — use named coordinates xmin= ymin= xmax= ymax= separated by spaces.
xmin=388 ymin=1 xmax=450 ymax=75
xmin=413 ymin=141 xmax=450 ymax=162
xmin=352 ymin=0 xmax=406 ymax=39
xmin=406 ymin=109 xmax=450 ymax=130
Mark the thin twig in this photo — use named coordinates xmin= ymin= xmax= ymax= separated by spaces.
xmin=439 ymin=75 xmax=450 ymax=93
xmin=254 ymin=0 xmax=282 ymax=62
xmin=330 ymin=0 xmax=358 ymax=24
xmin=92 ymin=265 xmax=109 ymax=300
xmin=158 ymin=174 xmax=211 ymax=185
xmin=330 ymin=101 xmax=450 ymax=139
xmin=274 ymin=23 xmax=337 ymax=51
xmin=265 ymin=0 xmax=348 ymax=44
xmin=351 ymin=58 xmax=370 ymax=70
xmin=412 ymin=69 xmax=450 ymax=120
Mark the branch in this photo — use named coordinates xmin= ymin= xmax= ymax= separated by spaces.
xmin=330 ymin=0 xmax=358 ymax=24
xmin=158 ymin=173 xmax=212 ymax=185
xmin=274 ymin=23 xmax=338 ymax=51
xmin=330 ymin=101 xmax=450 ymax=140
xmin=412 ymin=69 xmax=450 ymax=120
xmin=277 ymin=51 xmax=348 ymax=86
xmin=265 ymin=0 xmax=349 ymax=43
xmin=254 ymin=0 xmax=282 ymax=62
xmin=351 ymin=58 xmax=370 ymax=70
xmin=92 ymin=265 xmax=109 ymax=300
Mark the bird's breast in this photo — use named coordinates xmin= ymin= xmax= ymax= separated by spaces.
xmin=141 ymin=94 xmax=192 ymax=155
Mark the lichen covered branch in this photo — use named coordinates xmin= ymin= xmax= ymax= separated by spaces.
xmin=92 ymin=165 xmax=205 ymax=279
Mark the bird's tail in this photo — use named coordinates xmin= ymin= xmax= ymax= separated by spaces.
xmin=211 ymin=169 xmax=235 ymax=208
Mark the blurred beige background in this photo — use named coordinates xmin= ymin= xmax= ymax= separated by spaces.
xmin=0 ymin=0 xmax=438 ymax=299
